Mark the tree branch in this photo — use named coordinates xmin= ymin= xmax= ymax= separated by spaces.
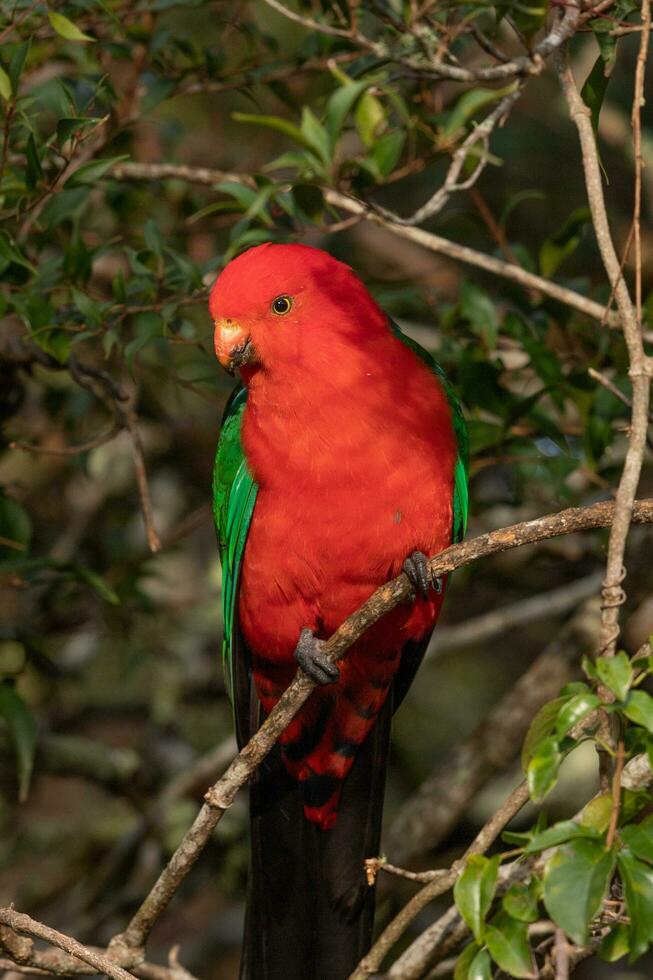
xmin=106 ymin=497 xmax=653 ymax=958
xmin=112 ymin=162 xmax=620 ymax=326
xmin=556 ymin=41 xmax=652 ymax=663
xmin=0 ymin=910 xmax=137 ymax=980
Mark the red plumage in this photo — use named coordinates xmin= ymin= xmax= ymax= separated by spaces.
xmin=211 ymin=243 xmax=456 ymax=829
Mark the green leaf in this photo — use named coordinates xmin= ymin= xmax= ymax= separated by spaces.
xmin=56 ymin=116 xmax=98 ymax=148
xmin=72 ymin=288 xmax=103 ymax=327
xmin=522 ymin=696 xmax=569 ymax=768
xmin=624 ymin=691 xmax=653 ymax=733
xmin=73 ymin=567 xmax=119 ymax=606
xmin=554 ymin=691 xmax=600 ymax=736
xmin=325 ymin=78 xmax=372 ymax=144
xmin=581 ymin=55 xmax=611 ymax=136
xmin=355 ymin=91 xmax=386 ymax=148
xmin=454 ymin=943 xmax=491 ymax=980
xmin=599 ymin=922 xmax=629 ymax=962
xmin=124 ymin=311 xmax=164 ymax=368
xmin=596 ymin=651 xmax=633 ymax=702
xmin=0 ymin=231 xmax=35 ymax=272
xmin=39 ymin=187 xmax=89 ymax=228
xmin=144 ymin=219 xmax=163 ymax=258
xmin=0 ymin=65 xmax=11 ymax=102
xmin=539 ymin=207 xmax=590 ymax=278
xmin=8 ymin=40 xmax=29 ymax=94
xmin=0 ymin=682 xmax=38 ymax=802
xmin=618 ymin=848 xmax=653 ymax=960
xmin=580 ymin=793 xmax=613 ymax=833
xmin=621 ymin=815 xmax=653 ymax=865
xmin=527 ymin=736 xmax=562 ymax=802
xmin=233 ymin=112 xmax=320 ymax=157
xmin=48 ymin=11 xmax=95 ymax=42
xmin=543 ymin=838 xmax=615 ymax=945
xmin=484 ymin=911 xmax=534 ymax=978
xmin=66 ymin=156 xmax=127 ymax=187
xmin=364 ymin=129 xmax=405 ymax=180
xmin=300 ymin=107 xmax=331 ymax=167
xmin=524 ymin=820 xmax=600 ymax=855
xmin=441 ymin=83 xmax=517 ymax=139
xmin=502 ymin=878 xmax=540 ymax=922
xmin=453 ymin=941 xmax=481 ymax=980
xmin=459 ymin=281 xmax=498 ymax=348
xmin=453 ymin=854 xmax=501 ymax=943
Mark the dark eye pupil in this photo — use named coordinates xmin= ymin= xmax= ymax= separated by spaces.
xmin=273 ymin=296 xmax=291 ymax=314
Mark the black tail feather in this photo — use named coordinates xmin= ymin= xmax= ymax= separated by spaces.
xmin=241 ymin=696 xmax=392 ymax=980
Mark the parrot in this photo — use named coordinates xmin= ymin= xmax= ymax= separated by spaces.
xmin=210 ymin=243 xmax=468 ymax=980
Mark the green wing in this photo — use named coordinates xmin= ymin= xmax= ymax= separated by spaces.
xmin=390 ymin=319 xmax=469 ymax=543
xmin=212 ymin=386 xmax=258 ymax=698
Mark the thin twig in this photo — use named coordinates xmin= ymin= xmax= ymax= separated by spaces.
xmin=120 ymin=389 xmax=161 ymax=554
xmin=427 ymin=571 xmax=603 ymax=657
xmin=371 ymin=84 xmax=523 ymax=225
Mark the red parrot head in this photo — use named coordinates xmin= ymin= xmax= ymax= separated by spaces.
xmin=209 ymin=243 xmax=385 ymax=380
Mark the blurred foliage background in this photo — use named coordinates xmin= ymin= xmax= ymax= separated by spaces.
xmin=0 ymin=1 xmax=652 ymax=977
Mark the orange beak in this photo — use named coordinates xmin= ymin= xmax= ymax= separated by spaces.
xmin=213 ymin=319 xmax=255 ymax=375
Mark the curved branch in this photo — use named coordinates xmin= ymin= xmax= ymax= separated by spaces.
xmin=109 ymin=497 xmax=653 ymax=956
xmin=0 ymin=909 xmax=137 ymax=980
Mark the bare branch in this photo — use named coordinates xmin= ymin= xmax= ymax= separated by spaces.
xmin=556 ymin=41 xmax=652 ymax=663
xmin=0 ymin=910 xmax=137 ymax=980
xmin=260 ymin=0 xmax=587 ymax=83
xmin=120 ymin=388 xmax=162 ymax=554
xmin=112 ymin=162 xmax=620 ymax=326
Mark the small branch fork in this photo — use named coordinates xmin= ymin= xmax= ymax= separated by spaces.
xmin=371 ymin=84 xmax=524 ymax=226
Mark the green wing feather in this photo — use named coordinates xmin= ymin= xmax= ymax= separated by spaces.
xmin=212 ymin=386 xmax=258 ymax=698
xmin=389 ymin=319 xmax=469 ymax=543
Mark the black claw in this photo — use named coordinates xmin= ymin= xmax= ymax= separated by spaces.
xmin=294 ymin=628 xmax=340 ymax=686
xmin=403 ymin=551 xmax=436 ymax=600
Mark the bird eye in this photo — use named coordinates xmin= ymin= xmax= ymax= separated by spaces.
xmin=271 ymin=295 xmax=293 ymax=316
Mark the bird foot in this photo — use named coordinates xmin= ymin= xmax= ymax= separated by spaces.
xmin=402 ymin=550 xmax=442 ymax=600
xmin=294 ymin=628 xmax=340 ymax=685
